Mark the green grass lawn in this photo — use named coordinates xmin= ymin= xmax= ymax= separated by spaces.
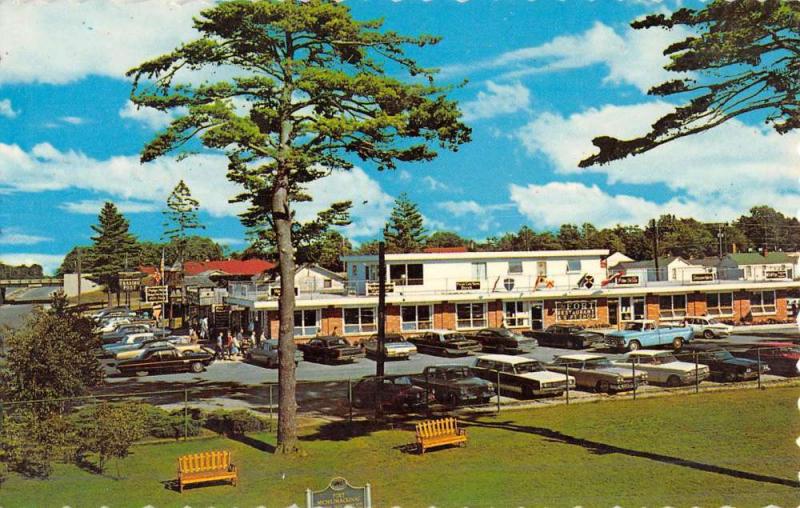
xmin=1 ymin=386 xmax=798 ymax=507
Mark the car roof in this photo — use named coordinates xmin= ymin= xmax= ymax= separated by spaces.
xmin=477 ymin=354 xmax=537 ymax=364
xmin=680 ymin=344 xmax=724 ymax=351
xmin=556 ymin=353 xmax=606 ymax=361
xmin=428 ymin=329 xmax=461 ymax=334
xmin=628 ymin=349 xmax=673 ymax=356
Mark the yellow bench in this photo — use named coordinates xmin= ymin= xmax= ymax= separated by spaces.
xmin=415 ymin=417 xmax=468 ymax=454
xmin=177 ymin=451 xmax=238 ymax=492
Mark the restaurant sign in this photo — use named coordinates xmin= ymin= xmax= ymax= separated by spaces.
xmin=555 ymin=300 xmax=597 ymax=321
xmin=307 ymin=477 xmax=371 ymax=508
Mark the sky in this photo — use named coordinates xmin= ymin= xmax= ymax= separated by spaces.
xmin=1 ymin=0 xmax=799 ymax=275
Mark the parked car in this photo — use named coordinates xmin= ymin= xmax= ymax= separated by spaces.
xmin=604 ymin=320 xmax=693 ymax=351
xmin=682 ymin=316 xmax=733 ymax=339
xmin=473 ymin=354 xmax=575 ymax=398
xmin=100 ymin=323 xmax=170 ymax=344
xmin=298 ymin=336 xmax=364 ymax=364
xmin=246 ymin=339 xmax=303 ymax=368
xmin=471 ymin=328 xmax=537 ymax=354
xmin=729 ymin=342 xmax=800 ymax=377
xmin=528 ymin=325 xmax=605 ymax=349
xmin=352 ymin=375 xmax=433 ymax=411
xmin=363 ymin=333 xmax=417 ymax=360
xmin=546 ymin=354 xmax=648 ymax=393
xmin=99 ymin=332 xmax=157 ymax=358
xmin=411 ymin=365 xmax=495 ymax=406
xmin=408 ymin=329 xmax=482 ymax=357
xmin=613 ymin=350 xmax=710 ymax=386
xmin=113 ymin=341 xmax=214 ymax=362
xmin=95 ymin=317 xmax=134 ymax=334
xmin=116 ymin=347 xmax=214 ymax=377
xmin=676 ymin=344 xmax=766 ymax=382
xmin=91 ymin=306 xmax=132 ymax=322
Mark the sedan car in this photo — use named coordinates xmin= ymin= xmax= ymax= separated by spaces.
xmin=471 ymin=328 xmax=537 ymax=354
xmin=682 ymin=316 xmax=733 ymax=339
xmin=729 ymin=342 xmax=800 ymax=377
xmin=298 ymin=336 xmax=365 ymax=364
xmin=473 ymin=354 xmax=575 ymax=398
xmin=247 ymin=339 xmax=303 ymax=368
xmin=116 ymin=348 xmax=214 ymax=377
xmin=112 ymin=339 xmax=212 ymax=362
xmin=613 ymin=350 xmax=710 ymax=386
xmin=352 ymin=375 xmax=433 ymax=411
xmin=408 ymin=329 xmax=482 ymax=357
xmin=676 ymin=344 xmax=766 ymax=382
xmin=528 ymin=325 xmax=605 ymax=349
xmin=363 ymin=333 xmax=417 ymax=360
xmin=546 ymin=354 xmax=647 ymax=393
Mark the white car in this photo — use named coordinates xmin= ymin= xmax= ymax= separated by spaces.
xmin=613 ymin=350 xmax=710 ymax=387
xmin=682 ymin=316 xmax=733 ymax=339
xmin=474 ymin=354 xmax=575 ymax=397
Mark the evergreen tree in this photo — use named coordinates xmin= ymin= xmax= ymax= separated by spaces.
xmin=163 ymin=180 xmax=204 ymax=263
xmin=384 ymin=193 xmax=427 ymax=253
xmin=426 ymin=231 xmax=467 ymax=248
xmin=87 ymin=202 xmax=139 ymax=305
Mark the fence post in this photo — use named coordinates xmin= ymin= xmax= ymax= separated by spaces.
xmin=565 ymin=364 xmax=570 ymax=405
xmin=496 ymin=370 xmax=501 ymax=413
xmin=694 ymin=351 xmax=700 ymax=393
xmin=757 ymin=348 xmax=762 ymax=389
xmin=269 ymin=384 xmax=274 ymax=431
xmin=631 ymin=361 xmax=637 ymax=400
xmin=183 ymin=388 xmax=189 ymax=441
xmin=348 ymin=378 xmax=353 ymax=425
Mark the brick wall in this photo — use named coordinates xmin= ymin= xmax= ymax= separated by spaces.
xmin=645 ymin=295 xmax=660 ymax=321
xmin=488 ymin=300 xmax=503 ymax=327
xmin=386 ymin=304 xmax=401 ymax=334
xmin=543 ymin=300 xmax=557 ymax=328
xmin=321 ymin=307 xmax=343 ymax=336
xmin=734 ymin=291 xmax=751 ymax=322
xmin=687 ymin=292 xmax=707 ymax=317
xmin=434 ymin=302 xmax=456 ymax=330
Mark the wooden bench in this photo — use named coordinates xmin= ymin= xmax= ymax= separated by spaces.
xmin=177 ymin=451 xmax=238 ymax=492
xmin=415 ymin=417 xmax=468 ymax=454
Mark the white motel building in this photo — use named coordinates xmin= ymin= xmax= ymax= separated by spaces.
xmin=225 ymin=249 xmax=800 ymax=342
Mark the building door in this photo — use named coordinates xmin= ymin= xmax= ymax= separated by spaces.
xmin=530 ymin=302 xmax=544 ymax=331
xmin=608 ymin=300 xmax=619 ymax=327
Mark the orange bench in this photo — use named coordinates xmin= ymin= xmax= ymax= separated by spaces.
xmin=177 ymin=451 xmax=238 ymax=492
xmin=415 ymin=417 xmax=467 ymax=454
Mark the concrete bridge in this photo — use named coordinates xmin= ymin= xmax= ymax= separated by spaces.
xmin=0 ymin=278 xmax=63 ymax=304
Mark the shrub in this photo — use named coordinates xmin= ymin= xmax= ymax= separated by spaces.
xmin=204 ymin=410 xmax=270 ymax=436
xmin=75 ymin=402 xmax=147 ymax=475
xmin=71 ymin=403 xmax=201 ymax=441
xmin=0 ymin=409 xmax=74 ymax=479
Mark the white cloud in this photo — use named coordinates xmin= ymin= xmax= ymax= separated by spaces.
xmin=422 ymin=176 xmax=450 ymax=192
xmin=437 ymin=200 xmax=513 ymax=232
xmin=442 ymin=21 xmax=690 ymax=93
xmin=397 ymin=170 xmax=412 ymax=182
xmin=297 ymin=166 xmax=395 ymax=239
xmin=0 ymin=228 xmax=51 ymax=245
xmin=60 ymin=116 xmax=85 ymax=125
xmin=0 ymin=253 xmax=65 ymax=275
xmin=0 ymin=1 xmax=214 ymax=85
xmin=515 ymin=101 xmax=800 ymax=218
xmin=461 ymin=81 xmax=530 ymax=122
xmin=509 ymin=182 xmax=738 ymax=228
xmin=59 ymin=199 xmax=160 ymax=215
xmin=0 ymin=99 xmax=19 ymax=118
xmin=119 ymin=101 xmax=184 ymax=130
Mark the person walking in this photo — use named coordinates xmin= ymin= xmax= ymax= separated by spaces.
xmin=215 ymin=331 xmax=224 ymax=360
xmin=225 ymin=330 xmax=234 ymax=360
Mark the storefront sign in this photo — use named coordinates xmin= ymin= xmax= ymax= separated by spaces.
xmin=366 ymin=282 xmax=394 ymax=296
xmin=691 ymin=273 xmax=714 ymax=282
xmin=766 ymin=270 xmax=788 ymax=279
xmin=145 ymin=285 xmax=168 ymax=304
xmin=555 ymin=300 xmax=597 ymax=321
xmin=307 ymin=477 xmax=371 ymax=508
xmin=455 ymin=280 xmax=481 ymax=291
xmin=617 ymin=275 xmax=640 ymax=285
xmin=118 ymin=271 xmax=142 ymax=292
xmin=169 ymin=287 xmax=184 ymax=303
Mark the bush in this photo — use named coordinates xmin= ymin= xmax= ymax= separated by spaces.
xmin=0 ymin=409 xmax=75 ymax=479
xmin=204 ymin=410 xmax=270 ymax=436
xmin=71 ymin=403 xmax=201 ymax=441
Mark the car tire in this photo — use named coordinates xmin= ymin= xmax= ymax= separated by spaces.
xmin=703 ymin=329 xmax=715 ymax=340
xmin=522 ymin=386 xmax=534 ymax=399
xmin=596 ymin=380 xmax=611 ymax=393
xmin=672 ymin=337 xmax=684 ymax=350
xmin=666 ymin=375 xmax=682 ymax=387
xmin=628 ymin=340 xmax=641 ymax=352
xmin=496 ymin=345 xmax=506 ymax=354
xmin=190 ymin=362 xmax=204 ymax=373
xmin=724 ymin=371 xmax=737 ymax=383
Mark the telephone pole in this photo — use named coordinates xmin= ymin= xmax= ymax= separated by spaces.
xmin=651 ymin=219 xmax=660 ymax=281
xmin=375 ymin=241 xmax=387 ymax=421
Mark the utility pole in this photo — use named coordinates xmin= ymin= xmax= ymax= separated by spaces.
xmin=76 ymin=251 xmax=82 ymax=306
xmin=717 ymin=224 xmax=724 ymax=258
xmin=375 ymin=241 xmax=387 ymax=421
xmin=651 ymin=219 xmax=660 ymax=281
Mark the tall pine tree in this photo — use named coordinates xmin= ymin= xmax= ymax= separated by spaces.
xmin=88 ymin=202 xmax=139 ymax=305
xmin=163 ymin=180 xmax=205 ymax=263
xmin=384 ymin=193 xmax=427 ymax=253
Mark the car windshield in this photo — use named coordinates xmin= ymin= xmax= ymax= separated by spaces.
xmin=495 ymin=329 xmax=513 ymax=337
xmin=584 ymin=358 xmax=612 ymax=368
xmin=624 ymin=322 xmax=643 ymax=331
xmin=445 ymin=333 xmax=467 ymax=341
xmin=515 ymin=361 xmax=544 ymax=373
xmin=654 ymin=354 xmax=679 ymax=363
xmin=328 ymin=338 xmax=348 ymax=346
xmin=444 ymin=367 xmax=471 ymax=379
xmin=707 ymin=318 xmax=722 ymax=325
xmin=710 ymin=350 xmax=734 ymax=360
xmin=393 ymin=376 xmax=412 ymax=385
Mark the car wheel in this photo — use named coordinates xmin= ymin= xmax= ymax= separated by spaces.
xmin=723 ymin=371 xmax=737 ymax=383
xmin=666 ymin=375 xmax=682 ymax=387
xmin=522 ymin=386 xmax=534 ymax=399
xmin=672 ymin=337 xmax=684 ymax=350
xmin=190 ymin=362 xmax=204 ymax=373
xmin=496 ymin=345 xmax=506 ymax=354
xmin=135 ymin=370 xmax=148 ymax=377
xmin=596 ymin=380 xmax=611 ymax=393
xmin=628 ymin=340 xmax=641 ymax=352
xmin=703 ymin=329 xmax=715 ymax=340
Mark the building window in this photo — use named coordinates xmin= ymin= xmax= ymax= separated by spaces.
xmin=365 ymin=264 xmax=378 ymax=281
xmin=456 ymin=302 xmax=487 ymax=329
xmin=620 ymin=296 xmax=645 ymax=321
xmin=750 ymin=290 xmax=777 ymax=315
xmin=508 ymin=261 xmax=523 ymax=274
xmin=555 ymin=300 xmax=597 ymax=321
xmin=706 ymin=292 xmax=733 ymax=316
xmin=537 ymin=261 xmax=547 ymax=277
xmin=471 ymin=262 xmax=487 ymax=280
xmin=293 ymin=309 xmax=321 ymax=337
xmin=745 ymin=266 xmax=752 ymax=279
xmin=659 ymin=294 xmax=687 ymax=320
xmin=567 ymin=259 xmax=581 ymax=273
xmin=343 ymin=307 xmax=377 ymax=334
xmin=389 ymin=263 xmax=424 ymax=286
xmin=401 ymin=305 xmax=433 ymax=331
xmin=504 ymin=301 xmax=530 ymax=327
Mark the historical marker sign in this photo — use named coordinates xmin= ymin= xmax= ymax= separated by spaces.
xmin=145 ymin=285 xmax=168 ymax=304
xmin=307 ymin=477 xmax=371 ymax=508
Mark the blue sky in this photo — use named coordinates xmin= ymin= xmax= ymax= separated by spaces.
xmin=1 ymin=0 xmax=799 ymax=274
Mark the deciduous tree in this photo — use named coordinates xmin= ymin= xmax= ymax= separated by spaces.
xmin=128 ymin=0 xmax=470 ymax=453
